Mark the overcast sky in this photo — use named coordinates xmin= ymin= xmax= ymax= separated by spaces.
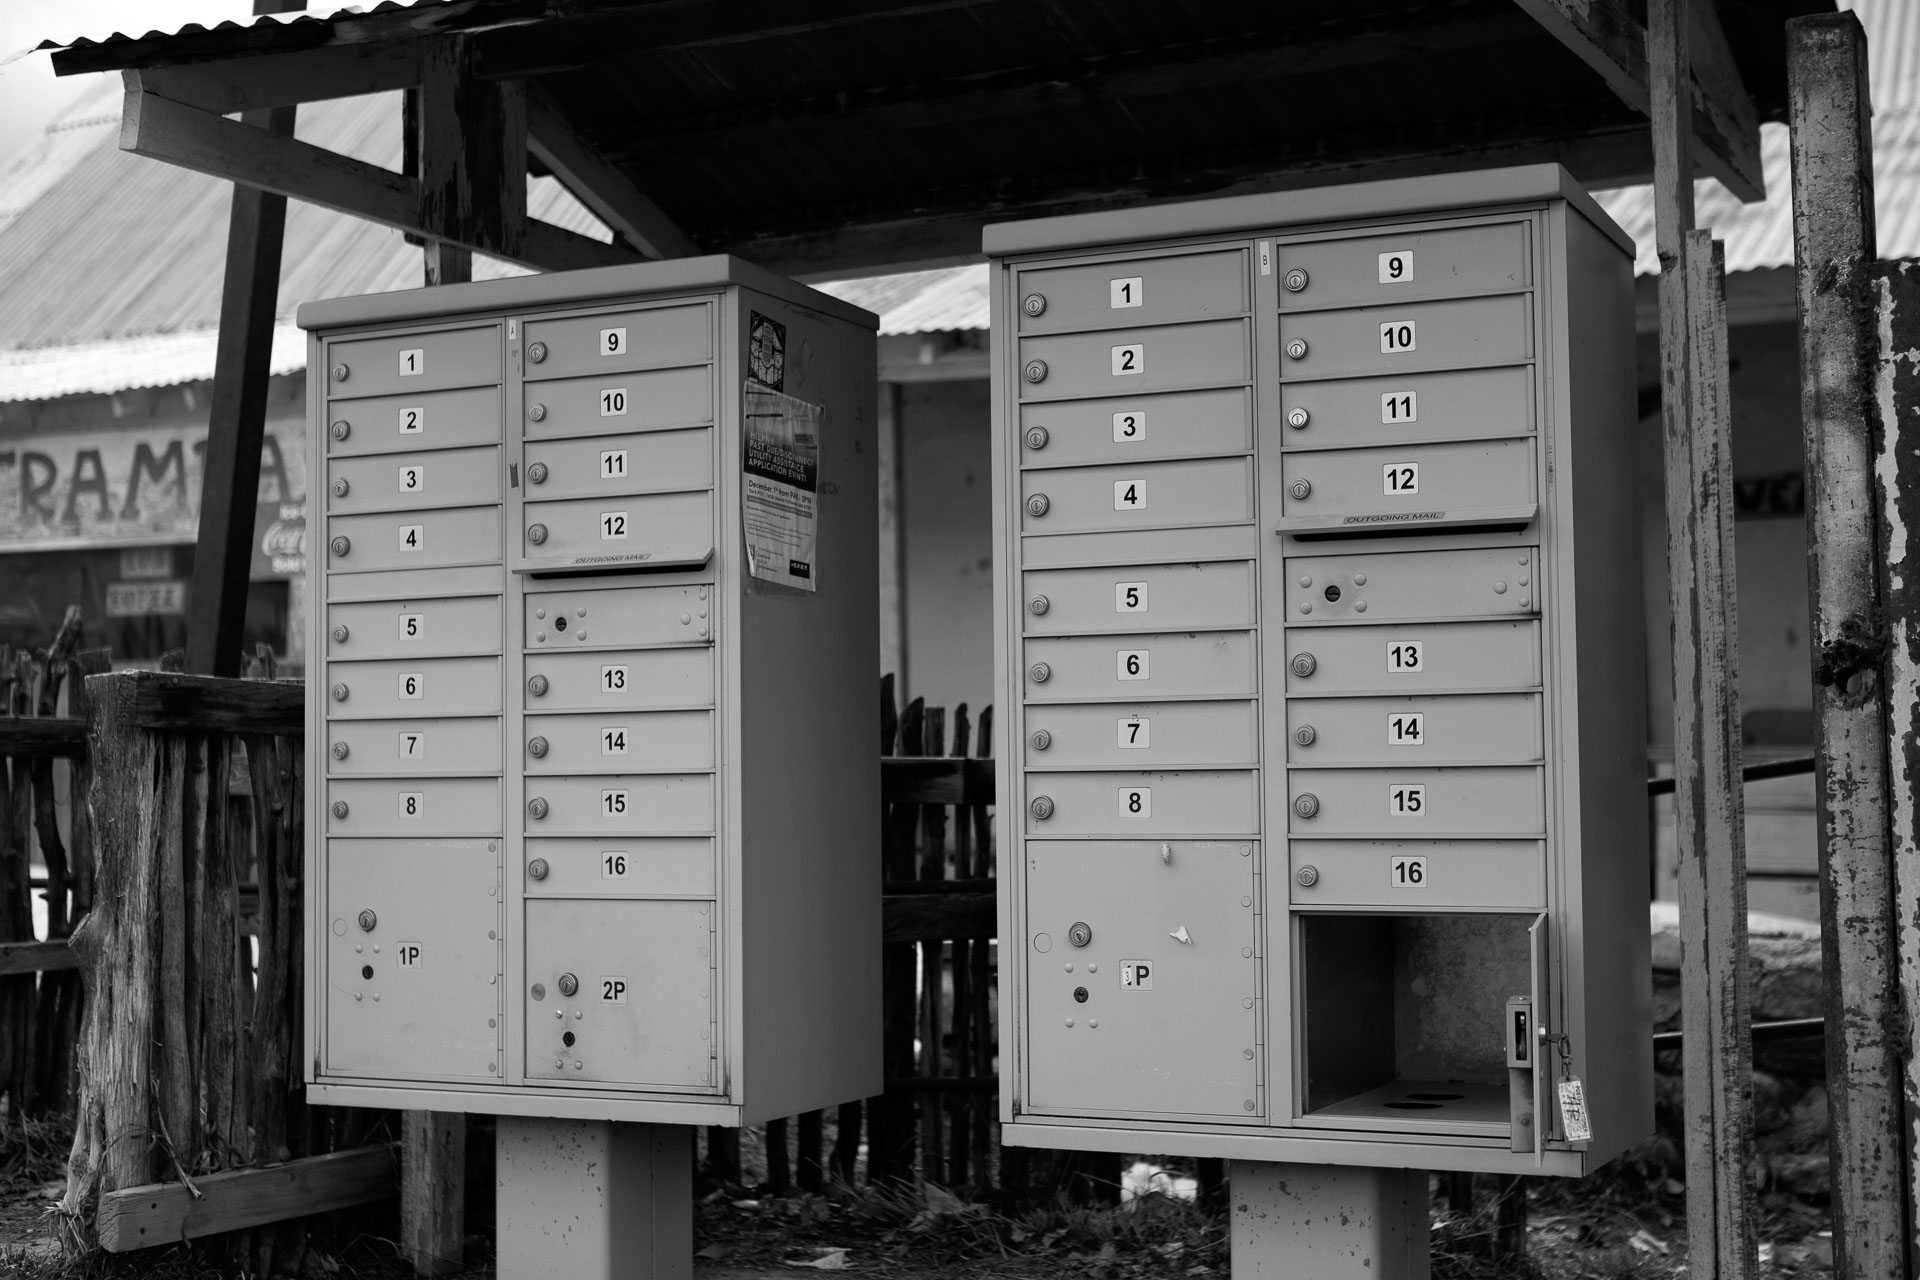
xmin=0 ymin=1 xmax=240 ymax=171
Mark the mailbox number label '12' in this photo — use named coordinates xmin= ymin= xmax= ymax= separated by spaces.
xmin=1380 ymin=322 xmax=1415 ymax=353
xmin=601 ymin=512 xmax=628 ymax=539
xmin=1388 ymin=783 xmax=1426 ymax=815
xmin=1119 ymin=787 xmax=1152 ymax=817
xmin=1384 ymin=463 xmax=1418 ymax=494
xmin=1390 ymin=855 xmax=1428 ymax=888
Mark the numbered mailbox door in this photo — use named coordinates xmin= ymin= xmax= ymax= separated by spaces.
xmin=324 ymin=838 xmax=501 ymax=1080
xmin=524 ymin=898 xmax=717 ymax=1089
xmin=326 ymin=717 xmax=502 ymax=776
xmin=1283 ymin=621 xmax=1542 ymax=696
xmin=1018 ymin=320 xmax=1250 ymax=401
xmin=1016 ymin=249 xmax=1249 ymax=333
xmin=1278 ymin=366 xmax=1532 ymax=452
xmin=523 ymin=303 xmax=711 ymax=379
xmin=1019 ymin=388 xmax=1252 ymax=469
xmin=524 ymin=429 xmax=712 ymax=501
xmin=1025 ymin=701 xmax=1259 ymax=769
xmin=525 ymin=648 xmax=714 ymax=712
xmin=1023 ymin=561 xmax=1256 ymax=635
xmin=327 ymin=656 xmax=502 ymax=719
xmin=1023 ymin=840 xmax=1261 ymax=1120
xmin=1287 ymin=766 xmax=1544 ymax=836
xmin=1023 ymin=631 xmax=1258 ymax=702
xmin=1276 ymin=222 xmax=1530 ymax=310
xmin=326 ymin=506 xmax=503 ymax=573
xmin=1279 ymin=295 xmax=1531 ymax=381
xmin=524 ymin=367 xmax=713 ymax=439
xmin=523 ymin=710 xmax=714 ymax=773
xmin=328 ymin=595 xmax=504 ymax=661
xmin=1278 ymin=438 xmax=1536 ymax=530
xmin=523 ymin=837 xmax=715 ymax=898
xmin=326 ymin=386 xmax=502 ymax=456
xmin=1025 ymin=770 xmax=1259 ymax=836
xmin=523 ymin=774 xmax=714 ymax=836
xmin=325 ymin=778 xmax=501 ymax=837
xmin=1285 ymin=693 xmax=1544 ymax=765
xmin=522 ymin=492 xmax=712 ymax=567
xmin=327 ymin=446 xmax=502 ymax=514
xmin=326 ymin=325 xmax=500 ymax=399
xmin=1289 ymin=839 xmax=1547 ymax=910
xmin=1021 ymin=457 xmax=1253 ymax=535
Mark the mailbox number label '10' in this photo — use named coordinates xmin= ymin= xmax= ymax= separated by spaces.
xmin=1380 ymin=322 xmax=1415 ymax=353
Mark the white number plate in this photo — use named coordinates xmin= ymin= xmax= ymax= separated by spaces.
xmin=601 ymin=327 xmax=627 ymax=356
xmin=398 ymin=732 xmax=425 ymax=759
xmin=601 ymin=851 xmax=630 ymax=879
xmin=399 ymin=524 xmax=423 ymax=551
xmin=601 ymin=665 xmax=628 ymax=693
xmin=601 ymin=727 xmax=628 ymax=755
xmin=601 ymin=511 xmax=628 ymax=540
xmin=1110 ymin=277 xmax=1143 ymax=309
xmin=1378 ymin=251 xmax=1413 ymax=283
xmin=1115 ymin=582 xmax=1148 ymax=612
xmin=399 ymin=464 xmax=423 ymax=493
xmin=1381 ymin=391 xmax=1417 ymax=423
xmin=1111 ymin=344 xmax=1143 ymax=376
xmin=1117 ymin=717 xmax=1149 ymax=749
xmin=599 ymin=975 xmax=629 ymax=1003
xmin=1119 ymin=787 xmax=1152 ymax=818
xmin=1117 ymin=649 xmax=1150 ymax=680
xmin=602 ymin=789 xmax=628 ymax=816
xmin=1387 ymin=713 xmax=1424 ymax=745
xmin=599 ymin=387 xmax=628 ymax=416
xmin=399 ymin=613 xmax=423 ymax=640
xmin=398 ymin=673 xmax=424 ymax=700
xmin=397 ymin=942 xmax=423 ymax=967
xmin=399 ymin=406 xmax=424 ymax=433
xmin=1387 ymin=640 xmax=1424 ymax=672
xmin=399 ymin=792 xmax=423 ymax=819
xmin=601 ymin=450 xmax=628 ymax=478
xmin=398 ymin=348 xmax=424 ymax=376
xmin=1113 ymin=479 xmax=1146 ymax=510
xmin=1384 ymin=462 xmax=1419 ymax=494
xmin=1380 ymin=322 xmax=1416 ymax=352
xmin=1390 ymin=855 xmax=1428 ymax=888
xmin=1112 ymin=411 xmax=1144 ymax=442
xmin=1388 ymin=783 xmax=1426 ymax=816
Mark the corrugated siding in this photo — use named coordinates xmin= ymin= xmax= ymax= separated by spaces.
xmin=815 ymin=266 xmax=990 ymax=335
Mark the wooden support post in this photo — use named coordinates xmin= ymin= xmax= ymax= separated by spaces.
xmin=1649 ymin=2 xmax=1757 ymax=1276
xmin=1788 ymin=14 xmax=1912 ymax=1276
xmin=184 ymin=0 xmax=305 ymax=677
xmin=401 ymin=1113 xmax=465 ymax=1276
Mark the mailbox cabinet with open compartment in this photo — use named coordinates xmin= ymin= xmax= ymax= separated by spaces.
xmin=302 ymin=257 xmax=881 ymax=1126
xmin=989 ymin=166 xmax=1650 ymax=1176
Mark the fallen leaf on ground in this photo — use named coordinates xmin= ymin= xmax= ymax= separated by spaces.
xmin=784 ymin=1247 xmax=849 ymax=1270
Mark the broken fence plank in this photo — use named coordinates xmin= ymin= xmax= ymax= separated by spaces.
xmin=97 ymin=1143 xmax=399 ymax=1251
xmin=0 ymin=939 xmax=78 ymax=976
xmin=880 ymin=756 xmax=994 ymax=805
xmin=0 ymin=718 xmax=88 ymax=757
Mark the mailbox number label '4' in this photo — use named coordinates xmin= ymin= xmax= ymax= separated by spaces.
xmin=1390 ymin=855 xmax=1428 ymax=888
xmin=1114 ymin=480 xmax=1146 ymax=510
xmin=400 ymin=524 xmax=423 ymax=551
xmin=1388 ymin=783 xmax=1426 ymax=816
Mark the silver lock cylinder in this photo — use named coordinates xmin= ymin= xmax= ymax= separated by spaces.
xmin=1028 ymin=595 xmax=1050 ymax=616
xmin=528 ymin=403 xmax=547 ymax=422
xmin=1285 ymin=338 xmax=1309 ymax=360
xmin=1023 ymin=359 xmax=1048 ymax=383
xmin=330 ymin=419 xmax=350 ymax=440
xmin=527 ymin=736 xmax=549 ymax=758
xmin=1023 ymin=293 xmax=1047 ymax=317
xmin=1287 ymin=407 xmax=1310 ymax=429
xmin=557 ymin=972 xmax=579 ymax=997
xmin=1293 ymin=793 xmax=1320 ymax=819
xmin=1030 ymin=729 xmax=1052 ymax=751
xmin=331 ymin=362 xmax=349 ymax=382
xmin=1030 ymin=795 xmax=1054 ymax=820
xmin=332 ymin=624 xmax=350 ymax=643
xmin=1026 ymin=494 xmax=1051 ymax=517
xmin=527 ymin=462 xmax=549 ymax=484
xmin=1293 ymin=724 xmax=1316 ymax=746
xmin=331 ymin=683 xmax=349 ymax=702
xmin=527 ymin=674 xmax=549 ymax=697
xmin=330 ymin=535 xmax=351 ymax=557
xmin=332 ymin=477 xmax=350 ymax=498
xmin=1029 ymin=661 xmax=1051 ymax=683
xmin=358 ymin=909 xmax=378 ymax=931
xmin=1290 ymin=653 xmax=1317 ymax=677
xmin=1296 ymin=866 xmax=1319 ymax=887
xmin=1067 ymin=921 xmax=1092 ymax=947
xmin=331 ymin=800 xmax=350 ymax=819
xmin=1284 ymin=268 xmax=1309 ymax=292
xmin=527 ymin=523 xmax=548 ymax=545
xmin=1289 ymin=478 xmax=1312 ymax=500
xmin=528 ymin=341 xmax=548 ymax=363
xmin=1025 ymin=426 xmax=1050 ymax=450
xmin=527 ymin=796 xmax=549 ymax=819
xmin=527 ymin=858 xmax=550 ymax=881
xmin=331 ymin=741 xmax=349 ymax=760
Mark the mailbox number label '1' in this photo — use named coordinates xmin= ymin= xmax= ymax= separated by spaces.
xmin=1390 ymin=855 xmax=1428 ymax=888
xmin=399 ymin=349 xmax=423 ymax=376
xmin=1388 ymin=783 xmax=1426 ymax=816
xmin=1120 ymin=787 xmax=1152 ymax=817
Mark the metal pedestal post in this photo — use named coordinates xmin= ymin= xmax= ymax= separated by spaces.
xmin=1229 ymin=1162 xmax=1430 ymax=1280
xmin=497 ymin=1118 xmax=693 ymax=1280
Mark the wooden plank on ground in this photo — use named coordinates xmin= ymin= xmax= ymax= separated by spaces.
xmin=98 ymin=1143 xmax=399 ymax=1251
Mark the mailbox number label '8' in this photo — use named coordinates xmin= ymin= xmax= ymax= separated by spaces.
xmin=1120 ymin=787 xmax=1152 ymax=817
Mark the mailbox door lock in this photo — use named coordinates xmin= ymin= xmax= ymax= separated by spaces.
xmin=1024 ymin=359 xmax=1049 ymax=383
xmin=358 ymin=909 xmax=378 ymax=931
xmin=330 ymin=420 xmax=351 ymax=441
xmin=527 ymin=797 xmax=549 ymax=819
xmin=1284 ymin=268 xmax=1309 ymax=292
xmin=331 ymin=683 xmax=349 ymax=702
xmin=1289 ymin=478 xmax=1312 ymax=500
xmin=1028 ymin=595 xmax=1050 ymax=616
xmin=1026 ymin=426 xmax=1050 ymax=450
xmin=1030 ymin=795 xmax=1054 ymax=820
xmin=527 ymin=858 xmax=550 ymax=881
xmin=527 ymin=736 xmax=549 ymax=758
xmin=330 ymin=536 xmax=351 ymax=557
xmin=1026 ymin=494 xmax=1051 ymax=517
xmin=1030 ymin=730 xmax=1052 ymax=751
xmin=1029 ymin=662 xmax=1051 ymax=683
xmin=331 ymin=363 xmax=350 ymax=382
xmin=332 ymin=477 xmax=350 ymax=498
xmin=1287 ymin=407 xmax=1310 ymax=429
xmin=1293 ymin=793 xmax=1320 ymax=819
xmin=1293 ymin=724 xmax=1316 ymax=746
xmin=527 ymin=462 xmax=549 ymax=484
xmin=527 ymin=674 xmax=549 ymax=697
xmin=529 ymin=403 xmax=548 ymax=422
xmin=1067 ymin=921 xmax=1092 ymax=948
xmin=332 ymin=624 xmax=350 ymax=643
xmin=528 ymin=341 xmax=548 ymax=363
xmin=1290 ymin=653 xmax=1316 ymax=677
xmin=1023 ymin=293 xmax=1047 ymax=317
xmin=1285 ymin=338 xmax=1309 ymax=360
xmin=331 ymin=800 xmax=350 ymax=819
xmin=331 ymin=741 xmax=349 ymax=760
xmin=1295 ymin=865 xmax=1319 ymax=888
xmin=556 ymin=972 xmax=578 ymax=997
xmin=527 ymin=523 xmax=548 ymax=546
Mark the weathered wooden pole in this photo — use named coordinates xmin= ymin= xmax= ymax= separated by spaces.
xmin=1648 ymin=1 xmax=1757 ymax=1275
xmin=1789 ymin=13 xmax=1913 ymax=1277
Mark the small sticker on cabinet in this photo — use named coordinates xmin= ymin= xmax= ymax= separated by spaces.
xmin=1120 ymin=960 xmax=1154 ymax=990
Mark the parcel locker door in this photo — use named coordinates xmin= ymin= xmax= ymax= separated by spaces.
xmin=1023 ymin=840 xmax=1260 ymax=1120
xmin=525 ymin=899 xmax=716 ymax=1089
xmin=324 ymin=838 xmax=500 ymax=1080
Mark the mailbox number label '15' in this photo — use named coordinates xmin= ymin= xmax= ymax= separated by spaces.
xmin=1388 ymin=783 xmax=1425 ymax=815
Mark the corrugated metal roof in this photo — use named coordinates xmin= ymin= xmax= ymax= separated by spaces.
xmin=34 ymin=0 xmax=459 ymax=52
xmin=815 ymin=266 xmax=990 ymax=336
xmin=0 ymin=324 xmax=306 ymax=403
xmin=1593 ymin=0 xmax=1916 ymax=277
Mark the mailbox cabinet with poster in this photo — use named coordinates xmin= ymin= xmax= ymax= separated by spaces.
xmin=302 ymin=257 xmax=880 ymax=1127
xmin=989 ymin=166 xmax=1648 ymax=1176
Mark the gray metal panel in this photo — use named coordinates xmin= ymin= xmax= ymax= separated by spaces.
xmin=982 ymin=164 xmax=1635 ymax=259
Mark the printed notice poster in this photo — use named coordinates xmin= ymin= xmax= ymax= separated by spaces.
xmin=743 ymin=379 xmax=822 ymax=592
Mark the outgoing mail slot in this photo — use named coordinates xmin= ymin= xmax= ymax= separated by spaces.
xmin=1024 ymin=770 xmax=1258 ymax=836
xmin=327 ymin=506 xmax=502 ymax=574
xmin=1016 ymin=249 xmax=1249 ymax=334
xmin=1279 ymin=295 xmax=1531 ymax=381
xmin=1286 ymin=546 xmax=1541 ymax=624
xmin=1289 ymin=839 xmax=1546 ymax=910
xmin=327 ymin=445 xmax=501 ymax=514
xmin=524 ymin=898 xmax=716 ymax=1088
xmin=525 ymin=648 xmax=713 ymax=711
xmin=1287 ymin=766 xmax=1543 ymax=836
xmin=524 ymin=429 xmax=712 ymax=500
xmin=326 ymin=777 xmax=501 ymax=836
xmin=326 ymin=716 xmax=502 ymax=776
xmin=526 ymin=584 xmax=713 ymax=649
xmin=326 ymin=386 xmax=501 ymax=456
xmin=1286 ymin=693 xmax=1544 ymax=765
xmin=1025 ymin=700 xmax=1258 ymax=769
xmin=521 ymin=491 xmax=711 ymax=568
xmin=523 ymin=837 xmax=714 ymax=897
xmin=522 ymin=774 xmax=714 ymax=835
xmin=1019 ymin=387 xmax=1251 ymax=469
xmin=523 ymin=366 xmax=713 ymax=439
xmin=1018 ymin=319 xmax=1249 ymax=401
xmin=327 ymin=325 xmax=500 ymax=399
xmin=523 ymin=303 xmax=711 ymax=379
xmin=328 ymin=595 xmax=503 ymax=661
xmin=1279 ymin=366 xmax=1532 ymax=451
xmin=1284 ymin=621 xmax=1541 ymax=695
xmin=524 ymin=710 xmax=714 ymax=773
xmin=1023 ymin=630 xmax=1257 ymax=701
xmin=1278 ymin=438 xmax=1536 ymax=533
xmin=1276 ymin=222 xmax=1529 ymax=310
xmin=327 ymin=655 xmax=502 ymax=719
xmin=324 ymin=837 xmax=500 ymax=1080
xmin=1023 ymin=561 xmax=1254 ymax=635
xmin=1022 ymin=457 xmax=1253 ymax=535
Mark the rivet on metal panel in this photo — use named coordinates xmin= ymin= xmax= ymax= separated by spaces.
xmin=1030 ymin=796 xmax=1055 ymax=820
xmin=1299 ymin=602 xmax=1313 ymax=614
xmin=527 ymin=461 xmax=548 ymax=483
xmin=1067 ymin=921 xmax=1091 ymax=947
xmin=1244 ymin=1048 xmax=1255 ymax=1060
xmin=1028 ymin=595 xmax=1050 ymax=616
xmin=1241 ymin=845 xmax=1250 ymax=856
xmin=527 ymin=675 xmax=548 ymax=697
xmin=1284 ymin=268 xmax=1309 ymax=293
xmin=1241 ymin=998 xmax=1253 ymax=1010
xmin=1287 ymin=407 xmax=1310 ymax=429
xmin=372 ymin=994 xmax=380 ymax=1002
xmin=580 ymin=631 xmax=590 ymax=641
xmin=1296 ymin=865 xmax=1319 ymax=887
xmin=576 ymin=608 xmax=586 ymax=618
xmin=1030 ymin=730 xmax=1052 ymax=751
xmin=331 ymin=801 xmax=349 ymax=819
xmin=332 ymin=477 xmax=350 ymax=498
xmin=330 ymin=536 xmax=351 ymax=557
xmin=535 ymin=632 xmax=546 ymax=643
xmin=1290 ymin=653 xmax=1316 ymax=677
xmin=1023 ymin=359 xmax=1048 ymax=383
xmin=1087 ymin=962 xmax=1097 ymax=973
xmin=1025 ymin=426 xmax=1050 ymax=450
xmin=1065 ymin=1019 xmax=1074 ymax=1028
xmin=1240 ymin=896 xmax=1252 ymax=907
xmin=1242 ymin=947 xmax=1253 ymax=957
xmin=528 ymin=341 xmax=548 ymax=363
xmin=1293 ymin=794 xmax=1320 ymax=819
xmin=1065 ymin=963 xmax=1074 ymax=972
xmin=1243 ymin=1099 xmax=1256 ymax=1111
xmin=1026 ymin=494 xmax=1051 ymax=517
xmin=331 ymin=683 xmax=348 ymax=702
xmin=1355 ymin=601 xmax=1368 ymax=613
xmin=1494 ymin=581 xmax=1508 ymax=594
xmin=1353 ymin=573 xmax=1367 ymax=586
xmin=531 ymin=983 xmax=546 ymax=1000
xmin=1285 ymin=338 xmax=1308 ymax=360
xmin=1023 ymin=293 xmax=1047 ymax=317
xmin=331 ymin=741 xmax=349 ymax=760
xmin=1033 ymin=933 xmax=1052 ymax=952
xmin=488 ymin=931 xmax=496 ymax=940
xmin=1089 ymin=1019 xmax=1098 ymax=1029
xmin=331 ymin=420 xmax=350 ymax=441
xmin=1029 ymin=661 xmax=1050 ymax=683
xmin=536 ymin=608 xmax=547 ymax=619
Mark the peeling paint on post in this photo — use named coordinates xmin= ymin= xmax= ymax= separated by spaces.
xmin=1789 ymin=14 xmax=1911 ymax=1276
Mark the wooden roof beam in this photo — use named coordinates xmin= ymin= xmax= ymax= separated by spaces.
xmin=527 ymin=89 xmax=697 ymax=260
xmin=134 ymin=40 xmax=424 ymax=114
xmin=1512 ymin=0 xmax=1765 ymax=201
xmin=121 ymin=72 xmax=638 ymax=273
